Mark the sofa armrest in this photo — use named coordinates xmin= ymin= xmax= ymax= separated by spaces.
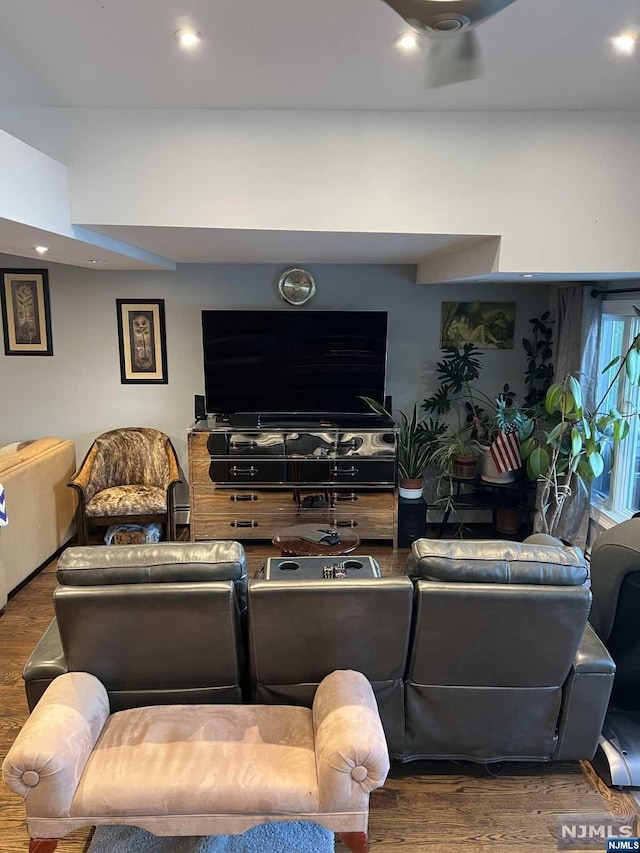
xmin=23 ymin=618 xmax=69 ymax=711
xmin=313 ymin=670 xmax=389 ymax=813
xmin=2 ymin=672 xmax=109 ymax=818
xmin=554 ymin=623 xmax=615 ymax=760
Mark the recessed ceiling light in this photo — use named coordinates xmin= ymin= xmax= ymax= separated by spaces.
xmin=174 ymin=28 xmax=201 ymax=49
xmin=88 ymin=259 xmax=106 ymax=265
xmin=34 ymin=245 xmax=49 ymax=254
xmin=611 ymin=32 xmax=637 ymax=55
xmin=395 ymin=31 xmax=422 ymax=51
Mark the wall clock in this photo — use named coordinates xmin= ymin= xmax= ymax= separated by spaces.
xmin=278 ymin=267 xmax=317 ymax=306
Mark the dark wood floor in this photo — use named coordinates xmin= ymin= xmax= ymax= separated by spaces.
xmin=0 ymin=538 xmax=637 ymax=852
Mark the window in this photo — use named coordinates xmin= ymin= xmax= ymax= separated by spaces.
xmin=591 ymin=301 xmax=640 ymax=525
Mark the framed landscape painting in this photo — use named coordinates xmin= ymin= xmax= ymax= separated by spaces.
xmin=116 ymin=298 xmax=168 ymax=384
xmin=440 ymin=301 xmax=516 ymax=350
xmin=0 ymin=270 xmax=53 ymax=356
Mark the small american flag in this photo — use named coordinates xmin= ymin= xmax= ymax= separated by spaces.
xmin=490 ymin=431 xmax=521 ymax=474
xmin=0 ymin=483 xmax=6 ymax=527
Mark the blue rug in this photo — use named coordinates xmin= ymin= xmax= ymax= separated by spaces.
xmin=88 ymin=821 xmax=335 ymax=852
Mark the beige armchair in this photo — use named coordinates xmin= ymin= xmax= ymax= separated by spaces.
xmin=3 ymin=669 xmax=389 ymax=853
xmin=68 ymin=427 xmax=181 ymax=544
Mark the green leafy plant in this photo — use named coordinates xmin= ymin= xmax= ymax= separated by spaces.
xmin=522 ymin=312 xmax=555 ymax=412
xmin=423 ymin=345 xmax=531 ymax=446
xmin=360 ymin=398 xmax=443 ymax=480
xmin=520 ymin=309 xmax=640 ymax=536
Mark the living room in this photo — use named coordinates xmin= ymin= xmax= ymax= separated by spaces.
xmin=1 ymin=1 xmax=640 ymax=852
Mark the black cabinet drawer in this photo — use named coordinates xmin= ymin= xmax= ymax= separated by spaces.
xmin=207 ymin=432 xmax=285 ymax=456
xmin=331 ymin=461 xmax=396 ymax=483
xmin=336 ymin=432 xmax=396 ymax=457
xmin=209 ymin=461 xmax=288 ymax=483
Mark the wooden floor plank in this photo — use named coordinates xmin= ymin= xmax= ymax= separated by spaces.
xmin=0 ymin=538 xmax=635 ymax=852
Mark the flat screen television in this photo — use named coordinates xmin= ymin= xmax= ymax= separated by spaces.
xmin=202 ymin=310 xmax=388 ymax=415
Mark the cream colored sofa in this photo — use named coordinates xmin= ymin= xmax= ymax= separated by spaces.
xmin=0 ymin=438 xmax=76 ymax=609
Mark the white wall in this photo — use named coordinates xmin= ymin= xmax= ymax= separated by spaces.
xmin=0 ymin=255 xmax=550 ymax=503
xmin=66 ymin=109 xmax=640 ymax=274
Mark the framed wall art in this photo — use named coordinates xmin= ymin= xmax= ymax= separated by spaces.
xmin=440 ymin=301 xmax=516 ymax=350
xmin=0 ymin=270 xmax=53 ymax=356
xmin=116 ymin=298 xmax=168 ymax=384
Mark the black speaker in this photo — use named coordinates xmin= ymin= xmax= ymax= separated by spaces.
xmin=194 ymin=395 xmax=207 ymax=421
xmin=384 ymin=395 xmax=392 ymax=412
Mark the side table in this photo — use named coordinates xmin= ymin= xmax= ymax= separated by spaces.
xmin=272 ymin=523 xmax=360 ymax=557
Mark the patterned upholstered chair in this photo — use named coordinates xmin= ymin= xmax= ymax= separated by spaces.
xmin=68 ymin=428 xmax=181 ymax=545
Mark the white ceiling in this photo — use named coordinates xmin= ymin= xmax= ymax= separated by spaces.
xmin=1 ymin=0 xmax=639 ymax=275
xmin=0 ymin=0 xmax=639 ymax=111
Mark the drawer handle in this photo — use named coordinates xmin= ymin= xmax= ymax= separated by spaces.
xmin=338 ymin=439 xmax=359 ymax=449
xmin=230 ymin=440 xmax=258 ymax=449
xmin=335 ymin=493 xmax=359 ymax=503
xmin=230 ymin=494 xmax=258 ymax=502
xmin=231 ymin=520 xmax=259 ymax=528
xmin=333 ymin=519 xmax=358 ymax=528
xmin=230 ymin=466 xmax=258 ymax=477
xmin=334 ymin=466 xmax=359 ymax=476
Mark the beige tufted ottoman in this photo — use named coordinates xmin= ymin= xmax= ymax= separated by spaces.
xmin=3 ymin=669 xmax=389 ymax=853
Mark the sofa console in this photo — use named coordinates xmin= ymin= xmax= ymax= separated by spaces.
xmin=188 ymin=417 xmax=399 ymax=546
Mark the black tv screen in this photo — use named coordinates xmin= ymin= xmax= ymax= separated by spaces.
xmin=202 ymin=310 xmax=388 ymax=415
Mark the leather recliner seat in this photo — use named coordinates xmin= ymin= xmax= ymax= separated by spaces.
xmin=23 ymin=541 xmax=248 ymax=711
xmin=403 ymin=539 xmax=615 ymax=763
xmin=248 ymin=575 xmax=414 ymax=760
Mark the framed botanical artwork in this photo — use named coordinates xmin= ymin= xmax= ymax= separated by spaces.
xmin=116 ymin=299 xmax=168 ymax=384
xmin=0 ymin=270 xmax=53 ymax=356
xmin=440 ymin=301 xmax=516 ymax=350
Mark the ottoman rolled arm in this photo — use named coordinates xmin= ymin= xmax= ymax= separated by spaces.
xmin=2 ymin=672 xmax=109 ymax=818
xmin=313 ymin=670 xmax=390 ymax=812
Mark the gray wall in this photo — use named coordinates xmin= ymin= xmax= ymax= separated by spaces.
xmin=0 ymin=256 xmax=550 ymax=503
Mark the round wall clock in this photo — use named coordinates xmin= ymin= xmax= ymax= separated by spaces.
xmin=278 ymin=267 xmax=317 ymax=306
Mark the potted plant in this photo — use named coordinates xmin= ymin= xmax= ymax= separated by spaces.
xmin=521 ymin=313 xmax=640 ymax=537
xmin=422 ymin=344 xmax=485 ymax=479
xmin=360 ymin=398 xmax=443 ymax=498
xmin=423 ymin=345 xmax=532 ymax=484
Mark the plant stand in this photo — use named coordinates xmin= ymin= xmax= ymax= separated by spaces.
xmin=433 ymin=475 xmax=536 ymax=540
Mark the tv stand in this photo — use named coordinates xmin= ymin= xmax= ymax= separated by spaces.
xmin=188 ymin=416 xmax=398 ymax=547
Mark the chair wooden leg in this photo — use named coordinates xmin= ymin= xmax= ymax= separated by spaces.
xmin=29 ymin=840 xmax=59 ymax=853
xmin=338 ymin=831 xmax=368 ymax=852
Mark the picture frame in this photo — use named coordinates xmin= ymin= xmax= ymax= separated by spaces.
xmin=440 ymin=301 xmax=516 ymax=350
xmin=0 ymin=269 xmax=53 ymax=356
xmin=116 ymin=298 xmax=168 ymax=384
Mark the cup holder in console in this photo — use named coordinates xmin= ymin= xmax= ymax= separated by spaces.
xmin=277 ymin=561 xmax=300 ymax=571
xmin=343 ymin=560 xmax=363 ymax=570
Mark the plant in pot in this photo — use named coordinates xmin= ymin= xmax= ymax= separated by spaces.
xmin=423 ymin=345 xmax=532 ymax=484
xmin=520 ymin=313 xmax=640 ymax=537
xmin=359 ymin=398 xmax=445 ymax=498
xmin=422 ymin=344 xmax=485 ymax=480
xmin=474 ymin=393 xmax=534 ymax=485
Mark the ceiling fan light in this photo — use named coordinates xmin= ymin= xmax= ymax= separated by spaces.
xmin=174 ymin=28 xmax=201 ymax=49
xmin=395 ymin=31 xmax=422 ymax=50
xmin=611 ymin=33 xmax=637 ymax=55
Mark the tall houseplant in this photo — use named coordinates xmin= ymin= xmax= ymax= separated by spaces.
xmin=521 ymin=312 xmax=640 ymax=536
xmin=423 ymin=345 xmax=532 ymax=483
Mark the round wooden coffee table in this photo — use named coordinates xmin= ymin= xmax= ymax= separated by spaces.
xmin=272 ymin=523 xmax=360 ymax=557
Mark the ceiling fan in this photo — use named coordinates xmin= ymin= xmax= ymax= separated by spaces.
xmin=380 ymin=0 xmax=520 ymax=88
